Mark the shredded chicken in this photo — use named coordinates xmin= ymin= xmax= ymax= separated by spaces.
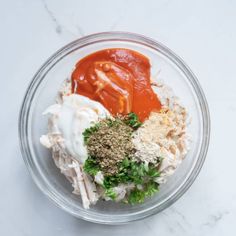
xmin=132 ymin=82 xmax=191 ymax=184
xmin=40 ymin=80 xmax=99 ymax=209
xmin=40 ymin=78 xmax=191 ymax=207
xmin=41 ymin=133 xmax=99 ymax=209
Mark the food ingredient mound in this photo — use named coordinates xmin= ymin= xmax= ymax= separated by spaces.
xmin=72 ymin=48 xmax=162 ymax=121
xmin=40 ymin=49 xmax=191 ymax=209
xmin=85 ymin=118 xmax=134 ymax=176
xmin=133 ymin=81 xmax=191 ymax=184
xmin=83 ymin=156 xmax=161 ymax=204
xmin=82 ymin=113 xmax=162 ymax=204
xmin=132 ymin=107 xmax=187 ymax=163
xmin=40 ymin=78 xmax=191 ymax=208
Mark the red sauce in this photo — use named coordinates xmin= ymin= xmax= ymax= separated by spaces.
xmin=71 ymin=48 xmax=161 ymax=121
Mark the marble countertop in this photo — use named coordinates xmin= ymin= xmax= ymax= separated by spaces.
xmin=1 ymin=0 xmax=235 ymax=235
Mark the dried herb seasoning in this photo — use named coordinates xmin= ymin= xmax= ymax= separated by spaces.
xmin=85 ymin=117 xmax=134 ymax=175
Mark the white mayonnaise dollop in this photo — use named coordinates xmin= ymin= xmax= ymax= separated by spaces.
xmin=42 ymin=94 xmax=110 ymax=163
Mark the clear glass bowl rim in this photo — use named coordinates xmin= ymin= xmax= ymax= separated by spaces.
xmin=18 ymin=31 xmax=210 ymax=224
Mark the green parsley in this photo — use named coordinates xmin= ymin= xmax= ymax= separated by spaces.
xmin=83 ymin=156 xmax=160 ymax=204
xmin=128 ymin=181 xmax=159 ymax=204
xmin=128 ymin=188 xmax=145 ymax=204
xmin=83 ymin=123 xmax=100 ymax=143
xmin=103 ymin=158 xmax=160 ymax=188
xmin=124 ymin=112 xmax=142 ymax=129
xmin=83 ymin=156 xmax=101 ymax=176
xmin=105 ymin=188 xmax=117 ymax=200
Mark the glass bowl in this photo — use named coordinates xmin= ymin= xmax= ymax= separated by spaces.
xmin=18 ymin=32 xmax=210 ymax=224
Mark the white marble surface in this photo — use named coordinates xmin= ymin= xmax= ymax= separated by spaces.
xmin=0 ymin=0 xmax=235 ymax=235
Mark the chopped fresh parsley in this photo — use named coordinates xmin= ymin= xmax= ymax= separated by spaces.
xmin=83 ymin=156 xmax=160 ymax=204
xmin=106 ymin=117 xmax=123 ymax=128
xmin=124 ymin=112 xmax=142 ymax=129
xmin=105 ymin=188 xmax=117 ymax=200
xmin=103 ymin=158 xmax=160 ymax=188
xmin=83 ymin=156 xmax=101 ymax=176
xmin=128 ymin=188 xmax=145 ymax=204
xmin=83 ymin=123 xmax=100 ymax=143
xmin=145 ymin=181 xmax=159 ymax=197
xmin=128 ymin=181 xmax=159 ymax=204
